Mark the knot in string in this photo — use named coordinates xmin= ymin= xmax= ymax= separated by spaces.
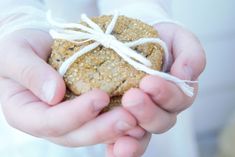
xmin=99 ymin=33 xmax=116 ymax=48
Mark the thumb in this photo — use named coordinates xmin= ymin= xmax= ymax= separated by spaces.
xmin=0 ymin=37 xmax=65 ymax=105
xmin=170 ymin=29 xmax=206 ymax=81
xmin=154 ymin=23 xmax=206 ymax=80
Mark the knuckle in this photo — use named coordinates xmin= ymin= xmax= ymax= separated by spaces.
xmin=0 ymin=39 xmax=31 ymax=77
xmin=43 ymin=127 xmax=61 ymax=137
xmin=152 ymin=115 xmax=177 ymax=134
xmin=38 ymin=114 xmax=63 ymax=137
xmin=19 ymin=64 xmax=37 ymax=88
xmin=60 ymin=138 xmax=81 ymax=147
xmin=2 ymin=106 xmax=33 ymax=136
xmin=2 ymin=108 xmax=17 ymax=128
xmin=183 ymin=100 xmax=193 ymax=111
xmin=199 ymin=51 xmax=207 ymax=74
xmin=116 ymin=108 xmax=134 ymax=122
xmin=111 ymin=108 xmax=137 ymax=134
xmin=154 ymin=84 xmax=168 ymax=102
xmin=40 ymin=123 xmax=61 ymax=137
xmin=2 ymin=89 xmax=27 ymax=107
xmin=173 ymin=96 xmax=194 ymax=113
xmin=130 ymin=104 xmax=156 ymax=124
xmin=139 ymin=110 xmax=156 ymax=124
xmin=48 ymin=137 xmax=81 ymax=148
xmin=0 ymin=89 xmax=28 ymax=129
xmin=93 ymin=129 xmax=106 ymax=142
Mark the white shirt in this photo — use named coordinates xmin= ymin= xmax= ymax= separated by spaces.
xmin=0 ymin=0 xmax=171 ymax=24
xmin=46 ymin=0 xmax=172 ymax=24
xmin=0 ymin=0 xmax=171 ymax=39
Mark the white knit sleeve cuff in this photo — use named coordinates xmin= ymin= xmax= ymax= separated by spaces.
xmin=0 ymin=4 xmax=49 ymax=39
xmin=97 ymin=0 xmax=172 ymax=25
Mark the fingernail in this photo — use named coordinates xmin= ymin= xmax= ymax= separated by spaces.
xmin=115 ymin=121 xmax=133 ymax=132
xmin=93 ymin=100 xmax=109 ymax=112
xmin=42 ymin=80 xmax=57 ymax=102
xmin=184 ymin=66 xmax=193 ymax=80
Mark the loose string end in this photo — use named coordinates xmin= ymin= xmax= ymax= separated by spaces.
xmin=177 ymin=82 xmax=195 ymax=97
xmin=105 ymin=10 xmax=119 ymax=34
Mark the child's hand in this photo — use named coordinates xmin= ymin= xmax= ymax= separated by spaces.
xmin=105 ymin=23 xmax=206 ymax=157
xmin=122 ymin=23 xmax=206 ymax=134
xmin=0 ymin=30 xmax=144 ymax=150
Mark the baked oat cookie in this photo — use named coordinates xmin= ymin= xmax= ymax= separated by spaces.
xmin=48 ymin=15 xmax=164 ymax=110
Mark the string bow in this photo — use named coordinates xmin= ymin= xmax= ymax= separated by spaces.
xmin=47 ymin=11 xmax=196 ymax=97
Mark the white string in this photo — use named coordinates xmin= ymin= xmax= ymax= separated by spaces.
xmin=125 ymin=38 xmax=170 ymax=71
xmin=81 ymin=14 xmax=104 ymax=33
xmin=105 ymin=11 xmax=119 ymax=34
xmin=150 ymin=19 xmax=187 ymax=72
xmin=47 ymin=11 xmax=196 ymax=97
xmin=59 ymin=42 xmax=100 ymax=75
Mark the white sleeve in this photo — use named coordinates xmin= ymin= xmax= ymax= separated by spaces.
xmin=0 ymin=0 xmax=49 ymax=39
xmin=0 ymin=0 xmax=45 ymax=12
xmin=97 ymin=0 xmax=172 ymax=25
xmin=0 ymin=0 xmax=100 ymax=39
xmin=44 ymin=0 xmax=98 ymax=22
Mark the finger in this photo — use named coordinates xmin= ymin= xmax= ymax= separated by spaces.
xmin=171 ymin=49 xmax=205 ymax=81
xmin=18 ymin=29 xmax=53 ymax=60
xmin=0 ymin=78 xmax=110 ymax=137
xmin=140 ymin=75 xmax=196 ymax=113
xmin=42 ymin=89 xmax=110 ymax=137
xmin=0 ymin=33 xmax=64 ymax=105
xmin=106 ymin=144 xmax=116 ymax=157
xmin=154 ymin=24 xmax=176 ymax=71
xmin=113 ymin=133 xmax=151 ymax=157
xmin=155 ymin=23 xmax=206 ymax=80
xmin=172 ymin=27 xmax=206 ymax=80
xmin=105 ymin=127 xmax=146 ymax=144
xmin=0 ymin=29 xmax=53 ymax=60
xmin=48 ymin=108 xmax=137 ymax=147
xmin=126 ymin=126 xmax=146 ymax=139
xmin=122 ymin=88 xmax=176 ymax=133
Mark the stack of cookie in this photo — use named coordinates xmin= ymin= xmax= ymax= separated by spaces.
xmin=48 ymin=15 xmax=164 ymax=111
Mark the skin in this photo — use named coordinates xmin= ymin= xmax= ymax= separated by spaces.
xmin=0 ymin=23 xmax=206 ymax=157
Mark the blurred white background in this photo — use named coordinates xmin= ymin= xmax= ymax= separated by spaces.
xmin=172 ymin=0 xmax=235 ymax=156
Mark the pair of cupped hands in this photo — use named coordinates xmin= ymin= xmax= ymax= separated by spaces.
xmin=0 ymin=23 xmax=205 ymax=157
